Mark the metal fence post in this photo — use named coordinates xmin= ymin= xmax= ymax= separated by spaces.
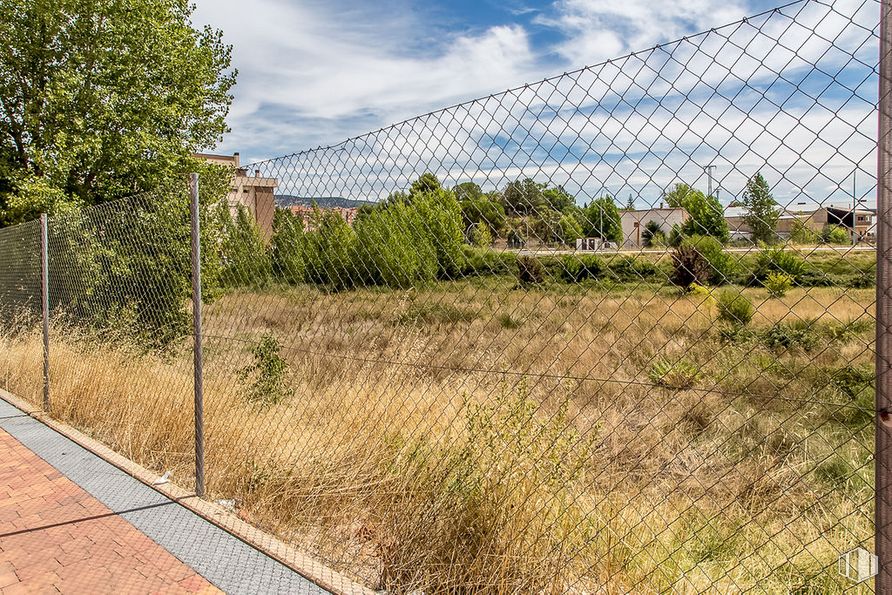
xmin=39 ymin=213 xmax=50 ymax=412
xmin=878 ymin=0 xmax=892 ymax=590
xmin=189 ymin=173 xmax=205 ymax=497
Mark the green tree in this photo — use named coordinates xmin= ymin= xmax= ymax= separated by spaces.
xmin=542 ymin=185 xmax=576 ymax=213
xmin=219 ymin=205 xmax=272 ymax=288
xmin=664 ymin=183 xmax=729 ymax=243
xmin=579 ymin=196 xmax=623 ymax=243
xmin=500 ymin=178 xmax=545 ymax=216
xmin=270 ymin=209 xmax=306 ymax=285
xmin=557 ymin=214 xmax=583 ymax=245
xmin=409 ymin=173 xmax=442 ymax=197
xmin=460 ymin=196 xmax=506 ymax=238
xmin=641 ymin=220 xmax=666 ymax=247
xmin=0 ymin=0 xmax=236 ymax=225
xmin=741 ymin=173 xmax=779 ymax=243
xmin=453 ymin=182 xmax=484 ymax=202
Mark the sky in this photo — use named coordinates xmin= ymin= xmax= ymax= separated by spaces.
xmin=190 ymin=0 xmax=880 ymax=208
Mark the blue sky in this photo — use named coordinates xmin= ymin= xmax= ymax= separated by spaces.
xmin=190 ymin=0 xmax=879 ymax=208
xmin=191 ymin=0 xmax=784 ymax=159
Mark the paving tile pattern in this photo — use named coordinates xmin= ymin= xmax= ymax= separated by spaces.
xmin=0 ymin=429 xmax=221 ymax=594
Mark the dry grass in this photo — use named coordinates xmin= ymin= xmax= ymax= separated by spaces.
xmin=0 ymin=280 xmax=876 ymax=593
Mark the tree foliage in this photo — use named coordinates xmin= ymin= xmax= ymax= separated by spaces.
xmin=500 ymin=178 xmax=545 ymax=216
xmin=579 ymin=196 xmax=623 ymax=243
xmin=741 ymin=173 xmax=779 ymax=244
xmin=0 ymin=0 xmax=236 ymax=225
xmin=664 ymin=183 xmax=729 ymax=243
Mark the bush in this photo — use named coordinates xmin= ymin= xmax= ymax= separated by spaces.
xmin=763 ymin=271 xmax=792 ymax=298
xmin=468 ymin=222 xmax=492 ymax=247
xmin=304 ymin=209 xmax=359 ymax=290
xmin=460 ymin=246 xmax=517 ymax=277
xmin=607 ymin=255 xmax=660 ymax=283
xmin=750 ymin=247 xmax=808 ymax=283
xmin=641 ymin=220 xmax=666 ymax=247
xmin=649 ymin=358 xmax=701 ymax=389
xmin=239 ymin=334 xmax=292 ymax=406
xmin=822 ymin=224 xmax=850 ymax=245
xmin=270 ymin=209 xmax=306 ymax=285
xmin=560 ymin=254 xmax=604 ymax=282
xmin=517 ymin=255 xmax=546 ymax=286
xmin=219 ymin=204 xmax=272 ymax=289
xmin=716 ymin=290 xmax=754 ymax=327
xmin=760 ymin=320 xmax=820 ymax=351
xmin=670 ymin=235 xmax=734 ymax=287
xmin=354 ymin=201 xmax=437 ymax=288
xmin=412 ymin=187 xmax=466 ymax=279
xmin=789 ymin=220 xmax=819 ymax=244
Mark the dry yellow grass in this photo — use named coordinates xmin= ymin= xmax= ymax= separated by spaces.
xmin=0 ymin=280 xmax=876 ymax=593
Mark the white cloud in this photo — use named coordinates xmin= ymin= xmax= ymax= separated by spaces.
xmin=535 ymin=0 xmax=749 ymax=65
xmin=192 ymin=0 xmax=539 ymax=158
xmin=192 ymin=0 xmax=879 ymax=210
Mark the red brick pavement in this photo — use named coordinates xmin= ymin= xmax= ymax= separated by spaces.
xmin=0 ymin=429 xmax=221 ymax=594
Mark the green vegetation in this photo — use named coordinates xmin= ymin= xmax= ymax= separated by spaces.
xmin=763 ymin=271 xmax=793 ymax=298
xmin=670 ymin=235 xmax=735 ymax=287
xmin=0 ymin=0 xmax=235 ymax=225
xmin=664 ymin=183 xmax=729 ymax=243
xmin=239 ymin=334 xmax=292 ymax=406
xmin=717 ymin=290 xmax=754 ymax=327
xmin=741 ymin=173 xmax=779 ymax=243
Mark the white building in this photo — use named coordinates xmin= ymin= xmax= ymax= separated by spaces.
xmin=620 ymin=207 xmax=688 ymax=248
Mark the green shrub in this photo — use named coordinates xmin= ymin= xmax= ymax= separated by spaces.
xmin=751 ymin=247 xmax=808 ymax=283
xmin=497 ymin=312 xmax=523 ymax=329
xmin=789 ymin=220 xmax=819 ymax=244
xmin=607 ymin=255 xmax=660 ymax=283
xmin=760 ymin=320 xmax=820 ymax=351
xmin=239 ymin=334 xmax=292 ymax=406
xmin=219 ymin=204 xmax=272 ymax=288
xmin=517 ymin=255 xmax=546 ymax=286
xmin=716 ymin=290 xmax=754 ymax=326
xmin=412 ymin=187 xmax=466 ymax=279
xmin=560 ymin=254 xmax=604 ymax=282
xmin=827 ymin=365 xmax=874 ymax=399
xmin=821 ymin=224 xmax=851 ymax=245
xmin=641 ymin=220 xmax=666 ymax=247
xmin=469 ymin=222 xmax=493 ymax=247
xmin=649 ymin=358 xmax=701 ymax=389
xmin=671 ymin=235 xmax=734 ymax=287
xmin=354 ymin=201 xmax=437 ymax=288
xmin=270 ymin=209 xmax=306 ymax=285
xmin=460 ymin=246 xmax=517 ymax=277
xmin=763 ymin=271 xmax=792 ymax=298
xmin=304 ymin=209 xmax=359 ymax=290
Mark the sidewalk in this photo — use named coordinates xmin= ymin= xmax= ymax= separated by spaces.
xmin=0 ymin=398 xmax=329 ymax=594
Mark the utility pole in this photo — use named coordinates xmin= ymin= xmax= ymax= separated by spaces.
xmin=705 ymin=165 xmax=716 ymax=198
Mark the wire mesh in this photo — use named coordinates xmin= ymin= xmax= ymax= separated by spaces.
xmin=0 ymin=0 xmax=884 ymax=592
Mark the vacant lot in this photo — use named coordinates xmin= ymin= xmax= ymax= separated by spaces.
xmin=0 ymin=272 xmax=876 ymax=592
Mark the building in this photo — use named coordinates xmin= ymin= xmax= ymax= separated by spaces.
xmin=195 ymin=153 xmax=279 ymax=240
xmin=725 ymin=204 xmax=875 ymax=242
xmin=619 ymin=207 xmax=689 ymax=248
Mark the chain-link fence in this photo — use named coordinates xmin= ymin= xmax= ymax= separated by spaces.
xmin=0 ymin=0 xmax=887 ymax=592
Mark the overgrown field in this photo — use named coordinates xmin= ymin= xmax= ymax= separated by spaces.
xmin=0 ymin=272 xmax=876 ymax=593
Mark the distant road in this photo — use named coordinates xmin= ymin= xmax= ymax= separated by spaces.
xmin=511 ymin=244 xmax=877 ymax=257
